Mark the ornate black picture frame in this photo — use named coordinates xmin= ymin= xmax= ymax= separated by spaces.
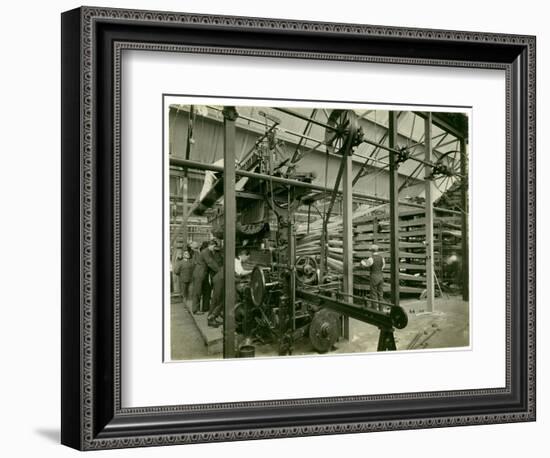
xmin=61 ymin=6 xmax=536 ymax=450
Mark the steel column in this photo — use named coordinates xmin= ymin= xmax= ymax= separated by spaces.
xmin=388 ymin=112 xmax=400 ymax=307
xmin=319 ymin=130 xmax=354 ymax=280
xmin=460 ymin=137 xmax=469 ymax=301
xmin=182 ymin=105 xmax=194 ymax=247
xmin=342 ymin=154 xmax=353 ymax=340
xmin=288 ymin=220 xmax=296 ymax=332
xmin=287 ymin=188 xmax=297 ymax=333
xmin=222 ymin=106 xmax=237 ymax=358
xmin=424 ymin=113 xmax=435 ymax=312
xmin=181 ymin=177 xmax=188 ymax=246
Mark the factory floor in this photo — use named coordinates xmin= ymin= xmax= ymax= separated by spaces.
xmin=170 ymin=299 xmax=218 ymax=361
xmin=334 ymin=296 xmax=470 ymax=354
xmin=170 ymin=295 xmax=469 ymax=361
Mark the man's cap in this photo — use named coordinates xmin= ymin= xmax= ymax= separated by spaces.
xmin=189 ymin=241 xmax=199 ymax=249
xmin=370 ymin=244 xmax=379 ymax=252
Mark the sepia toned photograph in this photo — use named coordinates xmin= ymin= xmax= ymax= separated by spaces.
xmin=60 ymin=7 xmax=536 ymax=449
xmin=165 ymin=99 xmax=470 ymax=361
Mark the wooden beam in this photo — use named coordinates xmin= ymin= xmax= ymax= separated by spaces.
xmin=424 ymin=113 xmax=435 ymax=312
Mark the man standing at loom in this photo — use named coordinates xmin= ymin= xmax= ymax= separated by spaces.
xmin=360 ymin=244 xmax=386 ymax=312
xmin=190 ymin=239 xmax=221 ymax=315
xmin=207 ymin=248 xmax=253 ymax=327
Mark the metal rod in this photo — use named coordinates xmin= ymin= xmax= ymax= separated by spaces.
xmin=291 ymin=108 xmax=317 ymax=163
xmin=207 ymin=104 xmax=325 ymax=146
xmin=434 ymin=138 xmax=460 ymax=150
xmin=360 ymin=133 xmax=437 ymax=169
xmin=320 ymin=161 xmax=346 ymax=276
xmin=206 ymin=105 xmax=453 ymax=183
xmin=398 ymin=161 xmax=423 ymax=193
xmin=338 ymin=292 xmax=398 ymax=309
xmin=353 ymin=131 xmax=389 ymax=185
xmin=408 ymin=111 xmax=416 ymax=148
xmin=211 ymin=105 xmax=446 ymax=169
xmin=273 ymin=107 xmax=339 ymax=131
xmin=434 ymin=132 xmax=449 ymax=149
xmin=207 ymin=105 xmax=266 ymax=128
xmin=238 ymin=122 xmax=279 ymax=166
xmin=407 ymin=131 xmax=446 ymax=150
xmin=296 ymin=290 xmax=394 ymax=329
xmin=361 ymin=137 xmax=401 ymax=155
xmin=169 ymin=158 xmax=463 ymax=215
xmin=320 ymin=131 xmax=354 ymax=278
xmin=352 ymin=152 xmax=390 ymax=168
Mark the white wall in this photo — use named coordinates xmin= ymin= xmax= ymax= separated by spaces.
xmin=0 ymin=0 xmax=544 ymax=456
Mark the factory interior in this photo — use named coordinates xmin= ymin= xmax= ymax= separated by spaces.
xmin=168 ymin=104 xmax=469 ymax=360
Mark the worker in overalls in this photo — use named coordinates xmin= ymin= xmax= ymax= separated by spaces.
xmin=190 ymin=239 xmax=221 ymax=314
xmin=174 ymin=250 xmax=194 ymax=303
xmin=360 ymin=244 xmax=386 ymax=312
xmin=207 ymin=248 xmax=252 ymax=327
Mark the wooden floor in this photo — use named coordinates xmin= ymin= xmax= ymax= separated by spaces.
xmin=170 ymin=299 xmax=218 ymax=361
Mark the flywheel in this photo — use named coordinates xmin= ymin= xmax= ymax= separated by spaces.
xmin=309 ymin=309 xmax=340 ymax=353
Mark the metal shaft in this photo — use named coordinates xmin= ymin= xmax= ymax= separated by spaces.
xmin=169 ymin=158 xmax=463 ymax=216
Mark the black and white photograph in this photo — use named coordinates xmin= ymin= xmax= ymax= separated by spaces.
xmin=166 ymin=101 xmax=470 ymax=361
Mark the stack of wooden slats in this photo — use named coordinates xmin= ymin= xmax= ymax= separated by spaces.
xmin=295 ymin=204 xmax=462 ymax=299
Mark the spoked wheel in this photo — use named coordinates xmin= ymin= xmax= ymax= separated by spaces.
xmin=431 ymin=150 xmax=463 ymax=195
xmin=324 ymin=109 xmax=362 ymax=155
xmin=295 ymin=256 xmax=319 ymax=285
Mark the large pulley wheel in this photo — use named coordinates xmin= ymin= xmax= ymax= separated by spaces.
xmin=432 ymin=150 xmax=461 ymax=178
xmin=309 ymin=309 xmax=340 ymax=353
xmin=250 ymin=266 xmax=270 ymax=307
xmin=324 ymin=109 xmax=362 ymax=155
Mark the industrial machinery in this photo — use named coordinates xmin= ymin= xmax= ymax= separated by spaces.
xmin=242 ymin=259 xmax=409 ymax=354
xmin=184 ymin=107 xmax=410 ymax=355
